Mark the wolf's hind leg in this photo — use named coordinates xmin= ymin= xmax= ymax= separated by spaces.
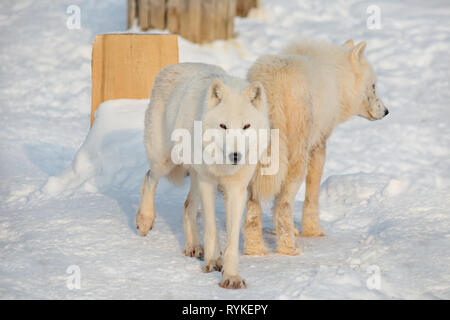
xmin=136 ymin=170 xmax=158 ymax=235
xmin=301 ymin=144 xmax=325 ymax=237
xmin=244 ymin=193 xmax=268 ymax=255
xmin=183 ymin=172 xmax=203 ymax=258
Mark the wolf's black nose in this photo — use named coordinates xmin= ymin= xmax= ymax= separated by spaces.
xmin=384 ymin=109 xmax=389 ymax=116
xmin=229 ymin=152 xmax=241 ymax=164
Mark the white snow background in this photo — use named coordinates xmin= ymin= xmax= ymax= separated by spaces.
xmin=0 ymin=0 xmax=449 ymax=299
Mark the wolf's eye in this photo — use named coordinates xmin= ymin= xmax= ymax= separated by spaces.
xmin=243 ymin=124 xmax=251 ymax=130
xmin=220 ymin=124 xmax=227 ymax=130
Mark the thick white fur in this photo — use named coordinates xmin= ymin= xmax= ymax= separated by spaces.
xmin=136 ymin=63 xmax=269 ymax=289
xmin=244 ymin=39 xmax=388 ymax=255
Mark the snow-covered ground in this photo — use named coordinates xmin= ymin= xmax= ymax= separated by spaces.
xmin=1 ymin=0 xmax=449 ymax=299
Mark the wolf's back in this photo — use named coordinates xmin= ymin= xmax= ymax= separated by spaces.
xmin=143 ymin=63 xmax=226 ymax=174
xmin=152 ymin=63 xmax=225 ymax=103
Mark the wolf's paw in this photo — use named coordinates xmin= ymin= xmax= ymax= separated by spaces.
xmin=183 ymin=245 xmax=204 ymax=259
xmin=301 ymin=213 xmax=324 ymax=237
xmin=202 ymin=257 xmax=223 ymax=273
xmin=275 ymin=244 xmax=302 ymax=256
xmin=300 ymin=230 xmax=325 ymax=237
xmin=294 ymin=225 xmax=301 ymax=237
xmin=300 ymin=224 xmax=325 ymax=237
xmin=219 ymin=275 xmax=247 ymax=289
xmin=136 ymin=212 xmax=154 ymax=236
xmin=244 ymin=244 xmax=268 ymax=256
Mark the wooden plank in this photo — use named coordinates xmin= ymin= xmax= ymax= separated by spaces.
xmin=138 ymin=0 xmax=150 ymax=30
xmin=188 ymin=0 xmax=202 ymax=43
xmin=200 ymin=0 xmax=216 ymax=43
xmin=177 ymin=0 xmax=190 ymax=41
xmin=166 ymin=0 xmax=180 ymax=34
xmin=90 ymin=34 xmax=179 ymax=126
xmin=127 ymin=0 xmax=137 ymax=29
xmin=215 ymin=0 xmax=236 ymax=40
xmin=215 ymin=0 xmax=227 ymax=40
xmin=149 ymin=0 xmax=166 ymax=30
xmin=226 ymin=0 xmax=237 ymax=39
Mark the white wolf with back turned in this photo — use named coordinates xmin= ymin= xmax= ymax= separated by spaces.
xmin=136 ymin=63 xmax=269 ymax=289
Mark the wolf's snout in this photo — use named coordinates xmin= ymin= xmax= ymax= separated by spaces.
xmin=384 ymin=108 xmax=389 ymax=116
xmin=229 ymin=152 xmax=242 ymax=165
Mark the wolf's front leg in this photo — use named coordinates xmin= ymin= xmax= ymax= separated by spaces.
xmin=301 ymin=144 xmax=325 ymax=237
xmin=244 ymin=193 xmax=268 ymax=255
xmin=220 ymin=183 xmax=248 ymax=289
xmin=198 ymin=177 xmax=222 ymax=272
xmin=273 ymin=162 xmax=305 ymax=255
xmin=183 ymin=172 xmax=203 ymax=258
xmin=136 ymin=170 xmax=158 ymax=235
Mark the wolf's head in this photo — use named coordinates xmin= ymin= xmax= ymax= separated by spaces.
xmin=201 ymin=78 xmax=269 ymax=174
xmin=343 ymin=39 xmax=389 ymax=121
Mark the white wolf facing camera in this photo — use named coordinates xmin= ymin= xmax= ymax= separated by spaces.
xmin=136 ymin=63 xmax=270 ymax=289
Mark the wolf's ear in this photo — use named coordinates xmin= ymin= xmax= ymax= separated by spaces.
xmin=208 ymin=78 xmax=227 ymax=107
xmin=350 ymin=41 xmax=367 ymax=65
xmin=245 ymin=81 xmax=266 ymax=111
xmin=342 ymin=39 xmax=354 ymax=49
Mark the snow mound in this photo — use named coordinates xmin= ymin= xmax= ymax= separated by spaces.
xmin=42 ymin=99 xmax=150 ymax=197
xmin=319 ymin=173 xmax=410 ymax=222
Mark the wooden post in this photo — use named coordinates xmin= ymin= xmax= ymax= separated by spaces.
xmin=149 ymin=0 xmax=166 ymax=30
xmin=236 ymin=0 xmax=259 ymax=17
xmin=177 ymin=0 xmax=191 ymax=42
xmin=130 ymin=0 xmax=241 ymax=43
xmin=127 ymin=0 xmax=137 ymax=29
xmin=138 ymin=0 xmax=150 ymax=31
xmin=90 ymin=34 xmax=179 ymax=126
xmin=226 ymin=0 xmax=237 ymax=40
xmin=201 ymin=0 xmax=216 ymax=43
xmin=188 ymin=0 xmax=202 ymax=43
xmin=166 ymin=0 xmax=180 ymax=34
xmin=215 ymin=0 xmax=236 ymax=40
